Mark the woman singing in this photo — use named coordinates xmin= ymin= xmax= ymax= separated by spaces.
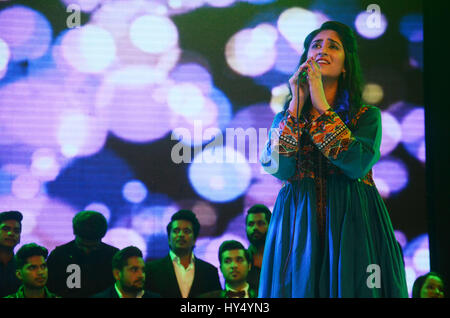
xmin=259 ymin=21 xmax=408 ymax=297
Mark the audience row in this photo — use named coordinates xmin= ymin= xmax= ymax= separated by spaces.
xmin=0 ymin=206 xmax=272 ymax=298
xmin=0 ymin=209 xmax=446 ymax=298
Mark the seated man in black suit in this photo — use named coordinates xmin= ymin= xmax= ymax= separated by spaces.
xmin=199 ymin=240 xmax=257 ymax=298
xmin=93 ymin=246 xmax=159 ymax=298
xmin=144 ymin=209 xmax=221 ymax=298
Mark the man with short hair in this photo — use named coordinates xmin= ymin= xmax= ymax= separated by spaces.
xmin=5 ymin=243 xmax=58 ymax=298
xmin=0 ymin=210 xmax=23 ymax=297
xmin=145 ymin=209 xmax=221 ymax=298
xmin=46 ymin=210 xmax=119 ymax=297
xmin=92 ymin=246 xmax=159 ymax=298
xmin=245 ymin=204 xmax=271 ymax=291
xmin=199 ymin=240 xmax=257 ymax=298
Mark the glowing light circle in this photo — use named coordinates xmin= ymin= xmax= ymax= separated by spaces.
xmin=30 ymin=148 xmax=61 ymax=182
xmin=401 ymin=108 xmax=425 ymax=144
xmin=129 ymin=15 xmax=178 ymax=54
xmin=0 ymin=5 xmax=52 ymax=61
xmin=167 ymin=83 xmax=205 ymax=118
xmin=57 ymin=110 xmax=108 ymax=158
xmin=270 ymin=84 xmax=290 ymax=114
xmin=189 ymin=147 xmax=252 ymax=202
xmin=225 ymin=24 xmax=278 ymax=77
xmin=372 ymin=158 xmax=409 ymax=195
xmin=170 ymin=63 xmax=213 ymax=94
xmin=122 ymin=180 xmax=148 ymax=204
xmin=277 ymin=8 xmax=321 ymax=52
xmin=61 ymin=25 xmax=116 ymax=73
xmin=362 ymin=83 xmax=384 ymax=104
xmin=380 ymin=112 xmax=402 ymax=157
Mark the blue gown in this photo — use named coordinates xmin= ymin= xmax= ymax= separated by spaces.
xmin=258 ymin=96 xmax=408 ymax=298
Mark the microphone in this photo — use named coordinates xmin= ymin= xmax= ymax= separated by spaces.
xmin=298 ymin=68 xmax=308 ymax=84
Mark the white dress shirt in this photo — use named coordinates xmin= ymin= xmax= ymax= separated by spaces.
xmin=169 ymin=250 xmax=195 ymax=298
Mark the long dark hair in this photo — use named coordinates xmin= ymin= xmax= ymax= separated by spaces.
xmin=283 ymin=21 xmax=364 ymax=119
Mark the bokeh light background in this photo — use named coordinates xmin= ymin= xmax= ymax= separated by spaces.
xmin=0 ymin=0 xmax=424 ymax=296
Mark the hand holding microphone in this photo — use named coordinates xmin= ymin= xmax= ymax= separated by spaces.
xmin=297 ymin=56 xmax=322 ymax=84
xmin=288 ymin=57 xmax=314 ymax=118
xmin=298 ymin=68 xmax=308 ymax=84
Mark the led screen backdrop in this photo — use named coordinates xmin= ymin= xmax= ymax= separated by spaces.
xmin=0 ymin=0 xmax=424 ymax=295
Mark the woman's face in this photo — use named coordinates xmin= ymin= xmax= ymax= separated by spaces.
xmin=420 ymin=275 xmax=445 ymax=298
xmin=307 ymin=29 xmax=346 ymax=80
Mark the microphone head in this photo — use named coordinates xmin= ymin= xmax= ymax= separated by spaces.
xmin=298 ymin=70 xmax=308 ymax=84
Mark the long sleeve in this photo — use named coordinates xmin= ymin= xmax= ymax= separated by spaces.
xmin=260 ymin=110 xmax=305 ymax=180
xmin=305 ymin=106 xmax=381 ymax=180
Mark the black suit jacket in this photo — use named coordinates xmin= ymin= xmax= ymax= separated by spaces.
xmin=144 ymin=254 xmax=221 ymax=298
xmin=91 ymin=286 xmax=160 ymax=298
xmin=47 ymin=240 xmax=119 ymax=298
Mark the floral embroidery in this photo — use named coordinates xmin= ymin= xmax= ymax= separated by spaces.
xmin=307 ymin=110 xmax=354 ymax=159
xmin=351 ymin=106 xmax=370 ymax=128
xmin=272 ymin=111 xmax=304 ymax=157
xmin=274 ymin=106 xmax=376 ymax=187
